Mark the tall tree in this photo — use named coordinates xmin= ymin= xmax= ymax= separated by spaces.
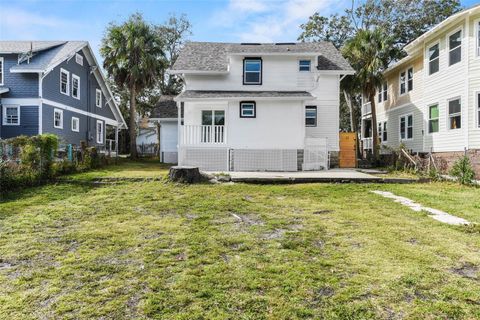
xmin=101 ymin=13 xmax=165 ymax=158
xmin=156 ymin=14 xmax=192 ymax=96
xmin=342 ymin=29 xmax=392 ymax=161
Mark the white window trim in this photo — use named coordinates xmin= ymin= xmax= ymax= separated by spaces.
xmin=399 ymin=113 xmax=413 ymax=141
xmin=426 ymin=41 xmax=440 ymax=76
xmin=95 ymin=89 xmax=102 ymax=108
xmin=96 ymin=120 xmax=104 ymax=144
xmin=240 ymin=102 xmax=255 ymax=118
xmin=75 ymin=53 xmax=83 ymax=66
xmin=54 ymin=108 xmax=63 ymax=129
xmin=298 ymin=59 xmax=312 ymax=72
xmin=72 ymin=74 xmax=80 ymax=100
xmin=60 ymin=68 xmax=70 ymax=96
xmin=378 ymin=82 xmax=387 ymax=103
xmin=427 ymin=103 xmax=440 ymax=135
xmin=446 ymin=27 xmax=463 ymax=67
xmin=476 ymin=91 xmax=480 ymax=129
xmin=71 ymin=116 xmax=80 ymax=132
xmin=2 ymin=105 xmax=20 ymax=126
xmin=475 ymin=19 xmax=480 ymax=58
xmin=399 ymin=67 xmax=413 ymax=96
xmin=382 ymin=121 xmax=388 ymax=142
xmin=0 ymin=57 xmax=4 ymax=86
xmin=447 ymin=96 xmax=462 ymax=131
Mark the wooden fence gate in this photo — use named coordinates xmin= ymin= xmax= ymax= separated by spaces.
xmin=339 ymin=132 xmax=357 ymax=168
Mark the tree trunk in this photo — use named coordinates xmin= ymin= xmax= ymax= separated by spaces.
xmin=156 ymin=121 xmax=161 ymax=162
xmin=369 ymin=92 xmax=379 ymax=162
xmin=129 ymin=85 xmax=138 ymax=159
xmin=343 ymin=90 xmax=355 ymax=132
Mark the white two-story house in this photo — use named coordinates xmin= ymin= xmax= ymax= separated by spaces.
xmin=170 ymin=42 xmax=353 ymax=171
xmin=361 ymin=4 xmax=480 ymax=175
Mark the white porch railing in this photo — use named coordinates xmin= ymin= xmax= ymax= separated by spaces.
xmin=181 ymin=125 xmax=226 ymax=145
xmin=362 ymin=102 xmax=372 ymax=116
xmin=362 ymin=137 xmax=373 ymax=150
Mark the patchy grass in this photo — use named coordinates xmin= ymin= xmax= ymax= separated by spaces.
xmin=65 ymin=158 xmax=170 ymax=181
xmin=0 ymin=162 xmax=479 ymax=319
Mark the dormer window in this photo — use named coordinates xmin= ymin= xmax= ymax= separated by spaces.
xmin=243 ymin=58 xmax=262 ymax=85
xmin=299 ymin=60 xmax=311 ymax=71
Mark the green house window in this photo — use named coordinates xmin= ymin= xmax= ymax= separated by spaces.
xmin=429 ymin=105 xmax=439 ymax=133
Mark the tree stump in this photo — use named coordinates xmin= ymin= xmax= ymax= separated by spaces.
xmin=168 ymin=166 xmax=205 ymax=183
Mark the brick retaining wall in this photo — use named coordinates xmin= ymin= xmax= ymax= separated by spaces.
xmin=433 ymin=149 xmax=480 ymax=178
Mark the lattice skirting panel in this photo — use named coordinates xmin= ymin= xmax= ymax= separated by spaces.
xmin=180 ymin=147 xmax=229 ymax=171
xmin=232 ymin=149 xmax=298 ymax=171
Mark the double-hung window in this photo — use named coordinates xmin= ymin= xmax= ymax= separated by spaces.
xmin=96 ymin=120 xmax=104 ymax=144
xmin=428 ymin=104 xmax=439 ymax=133
xmin=478 ymin=93 xmax=480 ymax=128
xmin=400 ymin=114 xmax=413 ymax=140
xmin=400 ymin=68 xmax=413 ymax=94
xmin=0 ymin=57 xmax=4 ymax=86
xmin=305 ymin=106 xmax=317 ymax=127
xmin=95 ymin=89 xmax=102 ymax=108
xmin=378 ymin=82 xmax=387 ymax=102
xmin=240 ymin=101 xmax=256 ymax=118
xmin=243 ymin=58 xmax=262 ymax=84
xmin=60 ymin=69 xmax=69 ymax=95
xmin=382 ymin=122 xmax=387 ymax=142
xmin=448 ymin=98 xmax=461 ymax=129
xmin=54 ymin=108 xmax=63 ymax=129
xmin=71 ymin=117 xmax=79 ymax=132
xmin=299 ymin=60 xmax=311 ymax=72
xmin=477 ymin=21 xmax=480 ymax=57
xmin=3 ymin=105 xmax=20 ymax=125
xmin=72 ymin=74 xmax=80 ymax=99
xmin=428 ymin=43 xmax=439 ymax=75
xmin=378 ymin=122 xmax=387 ymax=142
xmin=449 ymin=30 xmax=462 ymax=66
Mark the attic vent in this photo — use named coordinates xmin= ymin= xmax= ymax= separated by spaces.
xmin=240 ymin=43 xmax=261 ymax=45
xmin=275 ymin=42 xmax=296 ymax=45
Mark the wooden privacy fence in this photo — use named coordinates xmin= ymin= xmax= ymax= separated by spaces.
xmin=339 ymin=132 xmax=357 ymax=168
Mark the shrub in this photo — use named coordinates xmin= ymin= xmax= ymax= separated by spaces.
xmin=450 ymin=155 xmax=475 ymax=185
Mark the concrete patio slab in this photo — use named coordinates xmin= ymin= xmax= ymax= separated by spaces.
xmin=205 ymin=169 xmax=419 ymax=184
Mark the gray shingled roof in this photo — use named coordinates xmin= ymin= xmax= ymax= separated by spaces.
xmin=150 ymin=96 xmax=178 ymax=118
xmin=177 ymin=90 xmax=313 ymax=100
xmin=8 ymin=41 xmax=88 ymax=72
xmin=0 ymin=41 xmax=66 ymax=54
xmin=172 ymin=42 xmax=353 ymax=72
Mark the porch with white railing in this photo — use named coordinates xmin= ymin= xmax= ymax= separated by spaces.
xmin=362 ymin=102 xmax=372 ymax=117
xmin=362 ymin=137 xmax=373 ymax=150
xmin=181 ymin=125 xmax=227 ymax=146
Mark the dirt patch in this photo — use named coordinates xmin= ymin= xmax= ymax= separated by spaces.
xmin=313 ymin=210 xmax=334 ymax=215
xmin=316 ymin=286 xmax=335 ymax=298
xmin=185 ymin=213 xmax=198 ymax=220
xmin=0 ymin=262 xmax=13 ymax=270
xmin=175 ymin=253 xmax=187 ymax=261
xmin=231 ymin=213 xmax=264 ymax=226
xmin=450 ymin=262 xmax=478 ymax=279
xmin=261 ymin=229 xmax=286 ymax=240
xmin=406 ymin=238 xmax=419 ymax=245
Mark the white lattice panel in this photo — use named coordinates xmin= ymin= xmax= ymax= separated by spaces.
xmin=233 ymin=149 xmax=298 ymax=171
xmin=303 ymin=138 xmax=328 ymax=171
xmin=180 ymin=147 xmax=229 ymax=171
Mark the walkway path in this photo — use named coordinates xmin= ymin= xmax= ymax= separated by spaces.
xmin=372 ymin=190 xmax=470 ymax=225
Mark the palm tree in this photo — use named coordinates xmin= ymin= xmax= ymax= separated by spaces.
xmin=101 ymin=13 xmax=165 ymax=158
xmin=342 ymin=28 xmax=391 ymax=162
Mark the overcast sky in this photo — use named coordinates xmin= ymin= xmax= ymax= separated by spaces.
xmin=1 ymin=0 xmax=478 ymax=61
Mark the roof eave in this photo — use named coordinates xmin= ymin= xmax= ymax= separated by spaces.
xmin=168 ymin=69 xmax=229 ymax=75
xmin=9 ymin=68 xmax=43 ymax=73
xmin=317 ymin=70 xmax=355 ymax=75
xmin=175 ymin=96 xmax=315 ymax=102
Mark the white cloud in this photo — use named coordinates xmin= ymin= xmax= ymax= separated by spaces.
xmin=0 ymin=8 xmax=80 ymax=39
xmin=211 ymin=0 xmax=345 ymax=42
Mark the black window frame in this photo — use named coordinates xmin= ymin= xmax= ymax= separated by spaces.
xmin=305 ymin=106 xmax=317 ymax=127
xmin=299 ymin=59 xmax=311 ymax=72
xmin=239 ymin=101 xmax=256 ymax=118
xmin=243 ymin=57 xmax=262 ymax=85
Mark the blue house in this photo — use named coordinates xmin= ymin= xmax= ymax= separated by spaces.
xmin=0 ymin=41 xmax=126 ymax=150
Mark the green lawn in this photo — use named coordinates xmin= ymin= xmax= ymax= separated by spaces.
xmin=0 ymin=161 xmax=479 ymax=319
